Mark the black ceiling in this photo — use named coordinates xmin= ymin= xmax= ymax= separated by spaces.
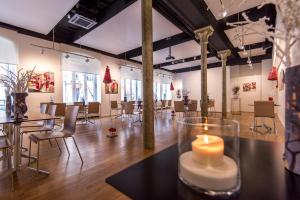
xmin=0 ymin=0 xmax=276 ymax=72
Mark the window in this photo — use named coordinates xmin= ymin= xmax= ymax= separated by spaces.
xmin=63 ymin=71 xmax=101 ymax=103
xmin=121 ymin=78 xmax=142 ymax=101
xmin=0 ymin=63 xmax=16 ymax=110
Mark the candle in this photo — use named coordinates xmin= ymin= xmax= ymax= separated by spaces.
xmin=192 ymin=135 xmax=224 ymax=166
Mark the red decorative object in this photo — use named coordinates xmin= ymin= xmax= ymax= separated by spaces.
xmin=107 ymin=127 xmax=118 ymax=138
xmin=268 ymin=66 xmax=278 ymax=81
xmin=268 ymin=97 xmax=274 ymax=101
xmin=110 ymin=80 xmax=118 ymax=94
xmin=170 ymin=82 xmax=174 ymax=91
xmin=103 ymin=66 xmax=112 ymax=84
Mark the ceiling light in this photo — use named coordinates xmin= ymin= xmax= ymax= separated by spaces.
xmin=65 ymin=54 xmax=70 ymax=59
xmin=238 ymin=45 xmax=244 ymax=50
xmin=219 ymin=0 xmax=228 ymax=18
xmin=247 ymin=57 xmax=252 ymax=64
xmin=85 ymin=58 xmax=89 ymax=63
xmin=67 ymin=14 xmax=71 ymax=19
xmin=40 ymin=49 xmax=45 ymax=55
xmin=166 ymin=47 xmax=175 ymax=60
xmin=130 ymin=68 xmax=133 ymax=71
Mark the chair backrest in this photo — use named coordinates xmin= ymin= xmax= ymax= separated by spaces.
xmin=174 ymin=101 xmax=185 ymax=112
xmin=188 ymin=101 xmax=197 ymax=111
xmin=44 ymin=104 xmax=57 ymax=128
xmin=40 ymin=103 xmax=48 ymax=114
xmin=254 ymin=101 xmax=275 ymax=118
xmin=168 ymin=100 xmax=172 ymax=107
xmin=88 ymin=102 xmax=100 ymax=114
xmin=161 ymin=100 xmax=166 ymax=107
xmin=124 ymin=102 xmax=134 ymax=115
xmin=208 ymin=100 xmax=215 ymax=108
xmin=111 ymin=101 xmax=118 ymax=109
xmin=63 ymin=106 xmax=79 ymax=135
xmin=74 ymin=102 xmax=85 ymax=112
xmin=128 ymin=101 xmax=135 ymax=105
xmin=54 ymin=103 xmax=66 ymax=117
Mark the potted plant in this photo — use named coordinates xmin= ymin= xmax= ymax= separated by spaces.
xmin=232 ymin=86 xmax=240 ymax=99
xmin=0 ymin=66 xmax=35 ymax=119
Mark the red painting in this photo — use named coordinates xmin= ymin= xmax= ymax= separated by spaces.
xmin=28 ymin=71 xmax=55 ymax=93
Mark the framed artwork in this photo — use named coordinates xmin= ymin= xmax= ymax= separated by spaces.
xmin=28 ymin=71 xmax=54 ymax=93
xmin=242 ymin=82 xmax=256 ymax=92
xmin=105 ymin=80 xmax=118 ymax=94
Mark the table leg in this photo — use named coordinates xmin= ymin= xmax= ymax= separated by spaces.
xmin=13 ymin=123 xmax=21 ymax=170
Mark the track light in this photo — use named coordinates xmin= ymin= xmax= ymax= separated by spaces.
xmin=219 ymin=0 xmax=228 ymax=18
xmin=40 ymin=49 xmax=45 ymax=55
xmin=85 ymin=58 xmax=89 ymax=63
xmin=238 ymin=45 xmax=244 ymax=50
xmin=65 ymin=54 xmax=70 ymax=59
xmin=130 ymin=68 xmax=133 ymax=71
xmin=247 ymin=57 xmax=252 ymax=64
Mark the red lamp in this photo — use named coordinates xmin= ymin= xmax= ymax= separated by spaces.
xmin=103 ymin=66 xmax=112 ymax=84
xmin=170 ymin=82 xmax=174 ymax=91
xmin=268 ymin=66 xmax=278 ymax=81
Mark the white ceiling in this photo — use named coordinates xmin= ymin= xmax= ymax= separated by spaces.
xmin=204 ymin=0 xmax=263 ymax=20
xmin=0 ymin=0 xmax=78 ymax=34
xmin=75 ymin=0 xmax=182 ymax=55
xmin=238 ymin=47 xmax=266 ymax=58
xmin=163 ymin=57 xmax=220 ymax=71
xmin=132 ymin=40 xmax=201 ymax=65
xmin=224 ymin=22 xmax=267 ymax=48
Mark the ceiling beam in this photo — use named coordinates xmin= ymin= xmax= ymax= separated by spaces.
xmin=118 ymin=32 xmax=192 ymax=59
xmin=172 ymin=50 xmax=272 ymax=73
xmin=153 ymin=53 xmax=215 ymax=69
xmin=72 ymin=0 xmax=138 ymax=42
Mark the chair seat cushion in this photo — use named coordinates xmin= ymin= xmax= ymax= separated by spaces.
xmin=29 ymin=131 xmax=69 ymax=143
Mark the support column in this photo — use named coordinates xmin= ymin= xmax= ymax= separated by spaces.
xmin=194 ymin=26 xmax=214 ymax=117
xmin=142 ymin=0 xmax=154 ymax=149
xmin=218 ymin=49 xmax=231 ymax=118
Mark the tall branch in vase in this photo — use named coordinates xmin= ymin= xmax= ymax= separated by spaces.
xmin=227 ymin=0 xmax=300 ymax=175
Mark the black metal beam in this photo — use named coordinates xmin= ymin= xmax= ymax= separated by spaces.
xmin=172 ymin=50 xmax=272 ymax=73
xmin=118 ymin=32 xmax=192 ymax=59
xmin=153 ymin=53 xmax=215 ymax=69
xmin=72 ymin=0 xmax=138 ymax=42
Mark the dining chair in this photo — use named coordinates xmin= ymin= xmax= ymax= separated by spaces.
xmin=167 ymin=100 xmax=172 ymax=110
xmin=28 ymin=106 xmax=83 ymax=174
xmin=208 ymin=99 xmax=216 ymax=115
xmin=161 ymin=100 xmax=167 ymax=112
xmin=21 ymin=103 xmax=49 ymax=128
xmin=123 ymin=102 xmax=135 ymax=125
xmin=0 ymin=135 xmax=13 ymax=191
xmin=187 ymin=100 xmax=198 ymax=116
xmin=174 ymin=101 xmax=185 ymax=117
xmin=110 ymin=101 xmax=122 ymax=117
xmin=21 ymin=105 xmax=59 ymax=154
xmin=74 ymin=102 xmax=86 ymax=123
xmin=253 ymin=101 xmax=277 ymax=134
xmin=53 ymin=103 xmax=66 ymax=126
xmin=86 ymin=102 xmax=101 ymax=124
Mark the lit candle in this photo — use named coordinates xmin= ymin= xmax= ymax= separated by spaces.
xmin=192 ymin=135 xmax=224 ymax=166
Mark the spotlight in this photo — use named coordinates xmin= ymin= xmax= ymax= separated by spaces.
xmin=247 ymin=57 xmax=252 ymax=64
xmin=238 ymin=45 xmax=244 ymax=50
xmin=65 ymin=54 xmax=70 ymax=59
xmin=67 ymin=14 xmax=71 ymax=19
xmin=85 ymin=58 xmax=89 ymax=63
xmin=219 ymin=0 xmax=228 ymax=18
xmin=221 ymin=9 xmax=228 ymax=18
xmin=40 ymin=49 xmax=45 ymax=55
xmin=130 ymin=68 xmax=133 ymax=71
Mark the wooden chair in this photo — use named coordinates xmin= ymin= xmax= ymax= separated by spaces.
xmin=187 ymin=100 xmax=198 ymax=116
xmin=174 ymin=101 xmax=185 ymax=117
xmin=253 ymin=101 xmax=276 ymax=134
xmin=86 ymin=102 xmax=101 ymax=124
xmin=208 ymin=99 xmax=216 ymax=115
xmin=123 ymin=102 xmax=135 ymax=125
xmin=161 ymin=100 xmax=167 ymax=111
xmin=28 ymin=106 xmax=83 ymax=174
xmin=167 ymin=100 xmax=172 ymax=109
xmin=0 ymin=135 xmax=13 ymax=191
xmin=110 ymin=101 xmax=122 ymax=117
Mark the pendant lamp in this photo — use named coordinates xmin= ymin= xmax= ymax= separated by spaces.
xmin=170 ymin=82 xmax=174 ymax=91
xmin=268 ymin=66 xmax=278 ymax=81
xmin=103 ymin=66 xmax=112 ymax=84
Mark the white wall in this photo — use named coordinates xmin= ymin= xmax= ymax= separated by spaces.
xmin=175 ymin=67 xmax=231 ymax=112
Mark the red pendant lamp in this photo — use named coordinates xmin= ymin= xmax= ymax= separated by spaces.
xmin=170 ymin=82 xmax=174 ymax=91
xmin=268 ymin=66 xmax=278 ymax=81
xmin=103 ymin=66 xmax=112 ymax=84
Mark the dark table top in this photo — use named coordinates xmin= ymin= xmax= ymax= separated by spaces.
xmin=0 ymin=111 xmax=59 ymax=124
xmin=106 ymin=138 xmax=300 ymax=200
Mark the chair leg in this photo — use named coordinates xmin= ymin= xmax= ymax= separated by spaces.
xmin=28 ymin=140 xmax=32 ymax=166
xmin=48 ymin=139 xmax=53 ymax=147
xmin=273 ymin=118 xmax=277 ymax=135
xmin=36 ymin=142 xmax=40 ymax=172
xmin=62 ymin=138 xmax=70 ymax=156
xmin=55 ymin=138 xmax=62 ymax=153
xmin=71 ymin=136 xmax=83 ymax=164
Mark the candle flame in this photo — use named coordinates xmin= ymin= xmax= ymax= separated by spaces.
xmin=203 ymin=134 xmax=209 ymax=144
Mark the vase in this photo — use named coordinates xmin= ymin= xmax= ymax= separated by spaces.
xmin=5 ymin=95 xmax=12 ymax=114
xmin=285 ymin=65 xmax=300 ymax=175
xmin=183 ymin=96 xmax=189 ymax=105
xmin=12 ymin=92 xmax=28 ymax=120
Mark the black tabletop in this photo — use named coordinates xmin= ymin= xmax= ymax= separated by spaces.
xmin=106 ymin=139 xmax=300 ymax=200
xmin=0 ymin=111 xmax=59 ymax=124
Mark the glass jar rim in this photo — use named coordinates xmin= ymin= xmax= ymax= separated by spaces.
xmin=176 ymin=117 xmax=239 ymax=128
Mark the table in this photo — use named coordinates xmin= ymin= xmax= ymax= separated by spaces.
xmin=106 ymin=139 xmax=300 ymax=200
xmin=0 ymin=111 xmax=59 ymax=171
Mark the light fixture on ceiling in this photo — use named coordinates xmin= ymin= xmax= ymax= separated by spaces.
xmin=219 ymin=0 xmax=228 ymax=18
xmin=67 ymin=14 xmax=71 ymax=19
xmin=85 ymin=58 xmax=90 ymax=63
xmin=130 ymin=67 xmax=133 ymax=71
xmin=65 ymin=54 xmax=70 ymax=59
xmin=247 ymin=57 xmax=251 ymax=64
xmin=40 ymin=48 xmax=45 ymax=55
xmin=166 ymin=47 xmax=175 ymax=61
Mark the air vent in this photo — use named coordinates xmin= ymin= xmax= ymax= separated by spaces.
xmin=68 ymin=14 xmax=97 ymax=30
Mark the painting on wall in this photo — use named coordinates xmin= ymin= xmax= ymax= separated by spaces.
xmin=105 ymin=80 xmax=118 ymax=94
xmin=28 ymin=71 xmax=54 ymax=93
xmin=242 ymin=82 xmax=256 ymax=92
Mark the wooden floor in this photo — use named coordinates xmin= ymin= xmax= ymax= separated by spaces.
xmin=0 ymin=111 xmax=284 ymax=200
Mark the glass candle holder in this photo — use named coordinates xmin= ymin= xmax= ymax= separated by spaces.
xmin=178 ymin=117 xmax=241 ymax=198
